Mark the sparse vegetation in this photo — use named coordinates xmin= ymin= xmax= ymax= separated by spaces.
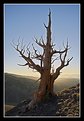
xmin=56 ymin=84 xmax=80 ymax=116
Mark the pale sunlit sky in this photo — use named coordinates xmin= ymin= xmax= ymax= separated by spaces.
xmin=4 ymin=4 xmax=80 ymax=78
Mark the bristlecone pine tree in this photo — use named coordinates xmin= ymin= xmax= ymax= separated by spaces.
xmin=12 ymin=9 xmax=73 ymax=110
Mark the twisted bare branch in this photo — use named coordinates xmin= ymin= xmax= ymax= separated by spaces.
xmin=34 ymin=37 xmax=46 ymax=48
xmin=51 ymin=41 xmax=73 ymax=81
xmin=11 ymin=40 xmax=43 ymax=74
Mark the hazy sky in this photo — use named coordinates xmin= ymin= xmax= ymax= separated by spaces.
xmin=4 ymin=4 xmax=80 ymax=78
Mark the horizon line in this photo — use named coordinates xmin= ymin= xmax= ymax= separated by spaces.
xmin=4 ymin=72 xmax=80 ymax=79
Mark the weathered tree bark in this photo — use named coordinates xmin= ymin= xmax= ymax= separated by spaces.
xmin=12 ymin=9 xmax=73 ymax=110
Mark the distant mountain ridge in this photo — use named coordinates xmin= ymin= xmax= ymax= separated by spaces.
xmin=5 ymin=73 xmax=38 ymax=80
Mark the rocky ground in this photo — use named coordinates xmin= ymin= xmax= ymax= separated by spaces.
xmin=56 ymin=83 xmax=80 ymax=116
xmin=5 ymin=84 xmax=80 ymax=117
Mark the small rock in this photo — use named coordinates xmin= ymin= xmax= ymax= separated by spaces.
xmin=58 ymin=102 xmax=62 ymax=105
xmin=56 ymin=111 xmax=60 ymax=116
xmin=68 ymin=114 xmax=73 ymax=116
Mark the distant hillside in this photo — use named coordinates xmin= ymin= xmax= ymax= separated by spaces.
xmin=5 ymin=84 xmax=80 ymax=117
xmin=4 ymin=73 xmax=79 ymax=106
xmin=54 ymin=77 xmax=79 ymax=92
xmin=5 ymin=73 xmax=39 ymax=106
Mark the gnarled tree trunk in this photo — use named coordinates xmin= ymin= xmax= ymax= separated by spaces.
xmin=12 ymin=9 xmax=73 ymax=110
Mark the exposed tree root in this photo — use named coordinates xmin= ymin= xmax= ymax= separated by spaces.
xmin=25 ymin=90 xmax=57 ymax=111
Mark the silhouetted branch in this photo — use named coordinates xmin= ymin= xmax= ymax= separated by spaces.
xmin=51 ymin=42 xmax=73 ymax=81
xmin=32 ymin=44 xmax=43 ymax=60
xmin=44 ymin=23 xmax=48 ymax=29
xmin=64 ymin=57 xmax=73 ymax=66
xmin=51 ymin=41 xmax=71 ymax=57
xmin=51 ymin=57 xmax=59 ymax=64
xmin=34 ymin=37 xmax=46 ymax=48
xmin=11 ymin=40 xmax=43 ymax=74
